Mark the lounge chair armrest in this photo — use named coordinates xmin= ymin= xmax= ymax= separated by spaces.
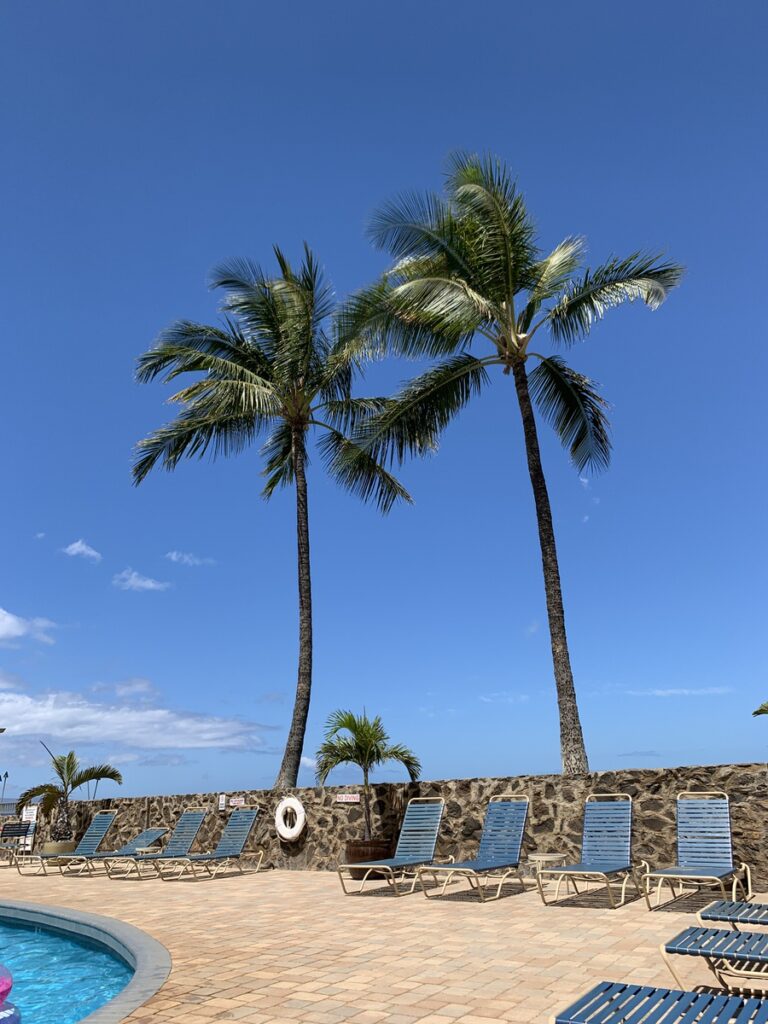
xmin=433 ymin=855 xmax=455 ymax=865
xmin=635 ymin=859 xmax=650 ymax=873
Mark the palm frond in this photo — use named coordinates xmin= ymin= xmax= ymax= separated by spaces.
xmin=71 ymin=765 xmax=123 ymax=792
xmin=315 ymin=736 xmax=358 ymax=784
xmin=367 ymin=190 xmax=473 ymax=278
xmin=752 ymin=702 xmax=768 ymax=718
xmin=339 ymin=278 xmax=472 ymax=360
xmin=136 ymin=321 xmax=273 ymax=384
xmin=260 ymin=421 xmax=295 ymax=498
xmin=52 ymin=751 xmax=79 ymax=787
xmin=322 ymin=397 xmax=390 ymax=435
xmin=15 ymin=783 xmax=62 ymax=816
xmin=388 ymin=275 xmax=495 ymax=334
xmin=132 ymin=408 xmax=267 ymax=484
xmin=317 ymin=427 xmax=413 ymax=515
xmin=519 ymin=237 xmax=586 ymax=332
xmin=446 ymin=151 xmax=538 ymax=297
xmin=379 ymin=742 xmax=421 ymax=781
xmin=348 ymin=353 xmax=492 ymax=467
xmin=547 ymin=253 xmax=684 ymax=345
xmin=527 ymin=355 xmax=611 ymax=472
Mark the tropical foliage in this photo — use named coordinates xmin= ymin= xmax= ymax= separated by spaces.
xmin=339 ymin=152 xmax=684 ymax=774
xmin=15 ymin=750 xmax=122 ymax=841
xmin=133 ymin=246 xmax=410 ymax=788
xmin=315 ymin=710 xmax=421 ymax=839
xmin=752 ymin=703 xmax=768 ymax=717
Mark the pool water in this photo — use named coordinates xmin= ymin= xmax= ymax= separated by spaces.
xmin=0 ymin=919 xmax=133 ymax=1024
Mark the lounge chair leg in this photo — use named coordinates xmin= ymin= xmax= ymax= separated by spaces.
xmin=603 ymin=875 xmax=616 ymax=910
xmin=634 ymin=870 xmax=652 ymax=911
xmin=660 ymin=944 xmax=686 ymax=989
xmin=439 ymin=870 xmax=454 ymax=896
xmin=536 ymin=870 xmax=549 ymax=906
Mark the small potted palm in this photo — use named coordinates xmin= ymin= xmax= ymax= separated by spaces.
xmin=16 ymin=749 xmax=123 ymax=854
xmin=315 ymin=709 xmax=420 ymax=871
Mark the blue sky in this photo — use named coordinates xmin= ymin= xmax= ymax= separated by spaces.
xmin=1 ymin=2 xmax=766 ymax=800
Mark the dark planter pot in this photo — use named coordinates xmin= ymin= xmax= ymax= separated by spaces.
xmin=345 ymin=838 xmax=392 ymax=880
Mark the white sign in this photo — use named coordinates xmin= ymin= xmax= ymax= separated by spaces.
xmin=21 ymin=804 xmax=38 ymax=852
xmin=218 ymin=793 xmax=226 ymax=811
xmin=228 ymin=796 xmax=246 ymax=807
xmin=335 ymin=793 xmax=361 ymax=804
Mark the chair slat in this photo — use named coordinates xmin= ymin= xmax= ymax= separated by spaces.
xmin=555 ymin=982 xmax=768 ymax=1024
xmin=73 ymin=810 xmax=117 ymax=855
xmin=392 ymin=800 xmax=443 ymax=861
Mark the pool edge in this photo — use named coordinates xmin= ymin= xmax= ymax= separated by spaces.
xmin=0 ymin=899 xmax=171 ymax=1024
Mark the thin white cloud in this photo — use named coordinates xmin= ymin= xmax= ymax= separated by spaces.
xmin=0 ymin=689 xmax=269 ymax=751
xmin=525 ymin=621 xmax=539 ymax=635
xmin=113 ymin=569 xmax=170 ymax=592
xmin=479 ymin=691 xmax=530 ymax=705
xmin=62 ymin=538 xmax=102 ymax=563
xmin=0 ymin=607 xmax=55 ymax=646
xmin=165 ymin=550 xmax=215 ymax=567
xmin=626 ymin=687 xmax=732 ymax=698
xmin=114 ymin=677 xmax=158 ymax=700
xmin=579 ymin=476 xmax=590 ymax=489
xmin=582 ymin=514 xmax=590 ymax=523
xmin=35 ymin=532 xmax=46 ymax=540
xmin=300 ymin=755 xmax=317 ymax=769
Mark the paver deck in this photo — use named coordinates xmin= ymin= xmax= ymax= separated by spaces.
xmin=1 ymin=867 xmax=762 ymax=1023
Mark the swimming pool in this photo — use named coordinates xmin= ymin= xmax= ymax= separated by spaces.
xmin=0 ymin=918 xmax=133 ymax=1024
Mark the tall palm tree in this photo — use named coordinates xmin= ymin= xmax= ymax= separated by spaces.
xmin=133 ymin=245 xmax=410 ymax=789
xmin=16 ymin=750 xmax=123 ymax=841
xmin=341 ymin=153 xmax=684 ymax=775
xmin=315 ymin=709 xmax=421 ymax=839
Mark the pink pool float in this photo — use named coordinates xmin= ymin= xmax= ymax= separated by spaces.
xmin=0 ymin=967 xmax=21 ymax=1023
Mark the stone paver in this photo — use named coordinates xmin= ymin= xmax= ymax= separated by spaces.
xmin=0 ymin=869 xmax=750 ymax=1022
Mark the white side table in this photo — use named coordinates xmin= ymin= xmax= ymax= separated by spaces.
xmin=528 ymin=852 xmax=568 ymax=889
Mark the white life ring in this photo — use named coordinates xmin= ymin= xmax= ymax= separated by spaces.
xmin=275 ymin=796 xmax=306 ymax=842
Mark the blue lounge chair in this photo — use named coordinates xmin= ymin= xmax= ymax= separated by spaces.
xmin=16 ymin=809 xmax=117 ymax=876
xmin=554 ymin=980 xmax=768 ymax=1024
xmin=662 ymin=924 xmax=768 ymax=990
xmin=60 ymin=827 xmax=168 ymax=875
xmin=157 ymin=807 xmax=261 ymax=879
xmin=536 ymin=793 xmax=648 ymax=909
xmin=105 ymin=810 xmax=207 ymax=878
xmin=642 ymin=791 xmax=752 ymax=907
xmin=337 ymin=797 xmax=445 ymax=896
xmin=417 ymin=796 xmax=529 ymax=901
xmin=0 ymin=822 xmax=31 ymax=864
xmin=699 ymin=899 xmax=768 ymax=930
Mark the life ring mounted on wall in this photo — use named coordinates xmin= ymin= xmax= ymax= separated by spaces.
xmin=275 ymin=796 xmax=307 ymax=842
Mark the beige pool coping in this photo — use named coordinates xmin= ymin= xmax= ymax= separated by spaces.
xmin=0 ymin=866 xmax=759 ymax=1023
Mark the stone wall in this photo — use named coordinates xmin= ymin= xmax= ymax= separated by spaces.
xmin=13 ymin=762 xmax=768 ymax=884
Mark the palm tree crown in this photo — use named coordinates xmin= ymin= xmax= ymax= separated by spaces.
xmin=340 ymin=153 xmax=684 ymax=774
xmin=134 ymin=246 xmax=410 ymax=788
xmin=134 ymin=244 xmax=408 ymax=511
xmin=16 ymin=750 xmax=123 ymax=841
xmin=344 ymin=152 xmax=682 ymax=475
xmin=316 ymin=709 xmax=421 ymax=839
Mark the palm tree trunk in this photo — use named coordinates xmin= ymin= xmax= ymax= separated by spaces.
xmin=274 ymin=428 xmax=314 ymax=789
xmin=362 ymin=768 xmax=372 ymax=840
xmin=511 ymin=359 xmax=589 ymax=775
xmin=52 ymin=795 xmax=73 ymax=842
